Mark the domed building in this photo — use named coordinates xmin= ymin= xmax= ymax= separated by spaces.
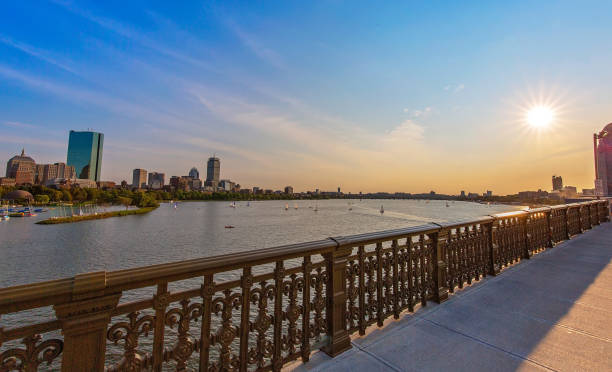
xmin=5 ymin=149 xmax=36 ymax=185
xmin=594 ymin=123 xmax=612 ymax=196
xmin=188 ymin=167 xmax=200 ymax=180
xmin=1 ymin=190 xmax=34 ymax=202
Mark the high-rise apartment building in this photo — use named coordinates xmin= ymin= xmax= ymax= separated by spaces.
xmin=67 ymin=130 xmax=104 ymax=181
xmin=594 ymin=123 xmax=612 ymax=196
xmin=284 ymin=186 xmax=294 ymax=194
xmin=206 ymin=156 xmax=220 ymax=187
xmin=552 ymin=175 xmax=563 ymax=191
xmin=5 ymin=149 xmax=36 ymax=185
xmin=148 ymin=172 xmax=165 ymax=189
xmin=132 ymin=169 xmax=148 ymax=188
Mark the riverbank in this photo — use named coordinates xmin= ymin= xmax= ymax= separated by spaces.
xmin=36 ymin=206 xmax=157 ymax=225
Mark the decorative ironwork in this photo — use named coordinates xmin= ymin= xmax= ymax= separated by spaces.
xmin=106 ymin=311 xmax=155 ymax=372
xmin=248 ymin=281 xmax=275 ymax=369
xmin=0 ymin=335 xmax=62 ymax=372
xmin=165 ymin=299 xmax=203 ymax=371
xmin=209 ymin=289 xmax=241 ymax=371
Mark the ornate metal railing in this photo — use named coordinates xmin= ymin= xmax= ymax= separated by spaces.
xmin=0 ymin=200 xmax=609 ymax=372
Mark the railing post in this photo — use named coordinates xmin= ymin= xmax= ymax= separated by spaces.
xmin=432 ymin=228 xmax=449 ymax=304
xmin=323 ymin=238 xmax=352 ymax=357
xmin=545 ymin=210 xmax=554 ymax=248
xmin=604 ymin=201 xmax=611 ymax=222
xmin=487 ymin=221 xmax=500 ymax=276
xmin=53 ymin=272 xmax=120 ymax=372
xmin=564 ymin=207 xmax=571 ymax=240
xmin=522 ymin=214 xmax=532 ymax=259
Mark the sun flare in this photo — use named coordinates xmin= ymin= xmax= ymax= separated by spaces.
xmin=526 ymin=106 xmax=554 ymax=128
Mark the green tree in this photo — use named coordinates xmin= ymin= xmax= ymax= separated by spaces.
xmin=35 ymin=194 xmax=50 ymax=205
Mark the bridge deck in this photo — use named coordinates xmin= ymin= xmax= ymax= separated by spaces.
xmin=290 ymin=223 xmax=612 ymax=372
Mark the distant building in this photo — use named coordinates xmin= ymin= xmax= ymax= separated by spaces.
xmin=189 ymin=167 xmax=200 ymax=180
xmin=97 ymin=181 xmax=116 ymax=189
xmin=46 ymin=178 xmax=97 ymax=189
xmin=518 ymin=189 xmax=549 ymax=199
xmin=594 ymin=123 xmax=612 ymax=196
xmin=582 ymin=188 xmax=595 ymax=196
xmin=460 ymin=190 xmax=466 ymax=198
xmin=36 ymin=163 xmax=76 ymax=184
xmin=338 ymin=187 xmax=341 ymax=193
xmin=552 ymin=175 xmax=563 ymax=191
xmin=219 ymin=179 xmax=234 ymax=192
xmin=6 ymin=149 xmax=36 ymax=185
xmin=284 ymin=186 xmax=294 ymax=194
xmin=67 ymin=130 xmax=104 ymax=182
xmin=189 ymin=178 xmax=202 ymax=190
xmin=206 ymin=156 xmax=220 ymax=187
xmin=0 ymin=178 xmax=16 ymax=187
xmin=148 ymin=172 xmax=165 ymax=189
xmin=132 ymin=169 xmax=148 ymax=188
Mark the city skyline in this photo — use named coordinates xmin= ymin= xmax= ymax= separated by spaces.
xmin=2 ymin=1 xmax=612 ymax=193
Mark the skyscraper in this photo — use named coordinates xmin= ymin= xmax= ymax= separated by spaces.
xmin=552 ymin=175 xmax=563 ymax=191
xmin=67 ymin=130 xmax=104 ymax=181
xmin=594 ymin=123 xmax=612 ymax=196
xmin=133 ymin=169 xmax=148 ymax=188
xmin=206 ymin=156 xmax=220 ymax=187
xmin=189 ymin=167 xmax=200 ymax=179
xmin=148 ymin=172 xmax=165 ymax=189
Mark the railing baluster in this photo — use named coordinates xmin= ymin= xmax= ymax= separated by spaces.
xmin=392 ymin=239 xmax=400 ymax=319
xmin=407 ymin=237 xmax=414 ymax=312
xmin=433 ymin=229 xmax=449 ymax=304
xmin=357 ymin=245 xmax=366 ymax=335
xmin=375 ymin=242 xmax=384 ymax=326
xmin=239 ymin=267 xmax=252 ymax=372
xmin=199 ymin=275 xmax=214 ymax=372
xmin=272 ymin=261 xmax=284 ymax=371
xmin=301 ymin=256 xmax=312 ymax=362
xmin=152 ymin=283 xmax=168 ymax=372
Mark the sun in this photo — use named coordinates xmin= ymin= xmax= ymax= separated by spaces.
xmin=526 ymin=106 xmax=554 ymax=128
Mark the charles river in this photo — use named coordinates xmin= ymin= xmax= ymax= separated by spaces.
xmin=0 ymin=199 xmax=522 ymax=288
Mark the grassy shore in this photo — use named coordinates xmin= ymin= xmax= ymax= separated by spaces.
xmin=36 ymin=206 xmax=157 ymax=225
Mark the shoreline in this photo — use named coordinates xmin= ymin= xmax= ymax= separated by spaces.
xmin=35 ymin=206 xmax=157 ymax=225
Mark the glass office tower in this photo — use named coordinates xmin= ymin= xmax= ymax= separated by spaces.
xmin=66 ymin=130 xmax=104 ymax=181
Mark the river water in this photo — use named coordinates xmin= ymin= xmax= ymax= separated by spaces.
xmin=0 ymin=199 xmax=522 ymax=288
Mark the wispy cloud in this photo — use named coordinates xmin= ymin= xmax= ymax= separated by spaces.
xmin=0 ymin=34 xmax=78 ymax=75
xmin=225 ymin=21 xmax=286 ymax=70
xmin=403 ymin=106 xmax=432 ymax=118
xmin=0 ymin=134 xmax=64 ymax=148
xmin=2 ymin=121 xmax=39 ymax=129
xmin=444 ymin=83 xmax=465 ymax=93
xmin=51 ymin=0 xmax=216 ymax=72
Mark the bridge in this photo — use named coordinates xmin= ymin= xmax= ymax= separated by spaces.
xmin=0 ymin=200 xmax=609 ymax=371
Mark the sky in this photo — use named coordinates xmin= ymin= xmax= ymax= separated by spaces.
xmin=1 ymin=0 xmax=611 ymax=194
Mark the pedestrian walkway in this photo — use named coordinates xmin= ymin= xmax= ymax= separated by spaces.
xmin=289 ymin=222 xmax=612 ymax=371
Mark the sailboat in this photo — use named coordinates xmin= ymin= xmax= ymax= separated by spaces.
xmin=246 ymin=201 xmax=250 ymax=207
xmin=446 ymin=202 xmax=450 ymax=207
xmin=380 ymin=205 xmax=384 ymax=214
xmin=230 ymin=201 xmax=237 ymax=208
xmin=285 ymin=203 xmax=289 ymax=211
xmin=314 ymin=204 xmax=318 ymax=212
xmin=348 ymin=202 xmax=352 ymax=211
xmin=294 ymin=203 xmax=298 ymax=210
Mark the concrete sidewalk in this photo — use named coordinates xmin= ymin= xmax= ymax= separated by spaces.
xmin=289 ymin=223 xmax=612 ymax=372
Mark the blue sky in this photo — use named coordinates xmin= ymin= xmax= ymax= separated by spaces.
xmin=1 ymin=0 xmax=611 ymax=193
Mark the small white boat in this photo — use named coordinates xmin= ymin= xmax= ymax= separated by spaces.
xmin=230 ymin=202 xmax=237 ymax=208
xmin=294 ymin=203 xmax=298 ymax=210
xmin=285 ymin=203 xmax=289 ymax=211
xmin=314 ymin=204 xmax=318 ymax=212
xmin=246 ymin=202 xmax=250 ymax=207
xmin=446 ymin=202 xmax=450 ymax=207
xmin=380 ymin=205 xmax=384 ymax=214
